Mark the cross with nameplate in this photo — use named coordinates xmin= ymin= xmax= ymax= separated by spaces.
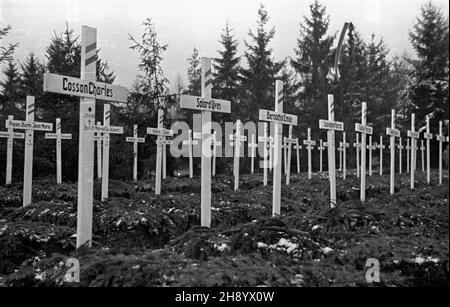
xmin=248 ymin=134 xmax=258 ymax=175
xmin=182 ymin=129 xmax=198 ymax=178
xmin=6 ymin=96 xmax=53 ymax=206
xmin=180 ymin=57 xmax=231 ymax=227
xmin=406 ymin=138 xmax=411 ymax=173
xmin=436 ymin=121 xmax=445 ymax=186
xmin=284 ymin=126 xmax=297 ymax=185
xmin=95 ymin=104 xmax=124 ymax=200
xmin=303 ymin=128 xmax=316 ymax=180
xmin=407 ymin=113 xmax=420 ymax=189
xmin=398 ymin=137 xmax=404 ymax=174
xmin=126 ymin=124 xmax=145 ymax=181
xmin=386 ymin=109 xmax=400 ymax=194
xmin=341 ymin=132 xmax=349 ymax=180
xmin=317 ymin=139 xmax=325 ymax=173
xmin=377 ymin=135 xmax=386 ymax=176
xmin=319 ymin=94 xmax=344 ymax=208
xmin=353 ymin=134 xmax=361 ymax=178
xmin=45 ymin=118 xmax=72 ymax=184
xmin=94 ymin=121 xmax=103 ymax=179
xmin=367 ymin=136 xmax=376 ymax=177
xmin=147 ymin=109 xmax=174 ymax=195
xmin=259 ymin=80 xmax=298 ymax=216
xmin=230 ymin=120 xmax=247 ymax=190
xmin=355 ymin=102 xmax=373 ymax=203
xmin=0 ymin=115 xmax=24 ymax=185
xmin=420 ymin=140 xmax=425 ymax=173
xmin=423 ymin=116 xmax=433 ymax=184
xmin=258 ymin=122 xmax=270 ymax=186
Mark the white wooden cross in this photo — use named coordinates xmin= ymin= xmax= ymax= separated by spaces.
xmin=0 ymin=115 xmax=24 ymax=185
xmin=341 ymin=132 xmax=349 ymax=180
xmin=424 ymin=116 xmax=433 ymax=185
xmin=259 ymin=80 xmax=298 ymax=216
xmin=407 ymin=113 xmax=420 ymax=189
xmin=95 ymin=104 xmax=124 ymax=200
xmin=355 ymin=102 xmax=373 ymax=203
xmin=338 ymin=142 xmax=343 ymax=171
xmin=386 ymin=109 xmax=400 ymax=194
xmin=367 ymin=136 xmax=375 ymax=176
xmin=293 ymin=139 xmax=302 ymax=174
xmin=45 ymin=118 xmax=72 ymax=184
xmin=180 ymin=57 xmax=231 ymax=227
xmin=377 ymin=135 xmax=385 ymax=176
xmin=211 ymin=131 xmax=221 ymax=177
xmin=319 ymin=94 xmax=344 ymax=208
xmin=282 ymin=141 xmax=289 ymax=175
xmin=248 ymin=134 xmax=258 ymax=175
xmin=6 ymin=96 xmax=53 ymax=206
xmin=317 ymin=140 xmax=325 ymax=173
xmin=182 ymin=129 xmax=198 ymax=178
xmin=126 ymin=124 xmax=145 ymax=181
xmin=230 ymin=119 xmax=246 ymax=190
xmin=398 ymin=137 xmax=404 ymax=174
xmin=353 ymin=134 xmax=361 ymax=178
xmin=284 ymin=126 xmax=297 ymax=185
xmin=303 ymin=128 xmax=316 ymax=180
xmin=44 ymin=26 xmax=128 ymax=249
xmin=436 ymin=121 xmax=445 ymax=186
xmin=420 ymin=140 xmax=425 ymax=173
xmin=94 ymin=121 xmax=102 ymax=178
xmin=258 ymin=122 xmax=270 ymax=186
xmin=147 ymin=109 xmax=174 ymax=195
xmin=406 ymin=138 xmax=411 ymax=173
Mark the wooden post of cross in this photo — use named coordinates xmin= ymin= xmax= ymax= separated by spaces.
xmin=284 ymin=126 xmax=297 ymax=185
xmin=0 ymin=115 xmax=24 ymax=185
xmin=180 ymin=57 xmax=231 ymax=227
xmin=407 ymin=113 xmax=420 ymax=189
xmin=231 ymin=120 xmax=246 ymax=190
xmin=258 ymin=122 xmax=270 ymax=186
xmin=259 ymin=80 xmax=298 ymax=216
xmin=294 ymin=139 xmax=302 ymax=174
xmin=338 ymin=142 xmax=343 ymax=171
xmin=182 ymin=129 xmax=198 ymax=178
xmin=248 ymin=134 xmax=258 ymax=175
xmin=212 ymin=131 xmax=221 ymax=177
xmin=147 ymin=109 xmax=174 ymax=195
xmin=126 ymin=124 xmax=145 ymax=181
xmin=5 ymin=96 xmax=53 ymax=206
xmin=303 ymin=128 xmax=316 ymax=180
xmin=319 ymin=94 xmax=344 ymax=208
xmin=406 ymin=138 xmax=411 ymax=173
xmin=377 ymin=135 xmax=385 ymax=176
xmin=436 ymin=121 xmax=445 ymax=186
xmin=341 ymin=132 xmax=349 ymax=180
xmin=45 ymin=118 xmax=72 ymax=184
xmin=424 ymin=116 xmax=433 ymax=185
xmin=355 ymin=102 xmax=373 ymax=203
xmin=96 ymin=104 xmax=124 ymax=200
xmin=398 ymin=137 xmax=404 ymax=174
xmin=368 ymin=136 xmax=374 ymax=176
xmin=420 ymin=140 xmax=425 ymax=172
xmin=317 ymin=140 xmax=325 ymax=173
xmin=386 ymin=109 xmax=400 ymax=194
xmin=94 ymin=121 xmax=103 ymax=179
xmin=354 ymin=134 xmax=360 ymax=178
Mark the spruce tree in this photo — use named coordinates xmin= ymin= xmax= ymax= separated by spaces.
xmin=0 ymin=60 xmax=21 ymax=116
xmin=409 ymin=2 xmax=449 ymax=123
xmin=19 ymin=53 xmax=44 ymax=99
xmin=240 ymin=4 xmax=282 ymax=123
xmin=0 ymin=25 xmax=18 ymax=65
xmin=186 ymin=47 xmax=201 ymax=96
xmin=291 ymin=0 xmax=334 ymax=131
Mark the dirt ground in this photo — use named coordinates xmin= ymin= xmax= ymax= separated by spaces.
xmin=0 ymin=169 xmax=448 ymax=287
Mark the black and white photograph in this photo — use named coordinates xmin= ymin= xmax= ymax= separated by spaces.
xmin=0 ymin=0 xmax=449 ymax=293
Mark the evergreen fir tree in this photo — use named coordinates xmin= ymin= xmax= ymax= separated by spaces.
xmin=186 ymin=47 xmax=201 ymax=96
xmin=0 ymin=60 xmax=21 ymax=116
xmin=19 ymin=53 xmax=44 ymax=99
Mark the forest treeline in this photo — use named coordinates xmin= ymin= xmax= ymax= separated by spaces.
xmin=0 ymin=1 xmax=448 ymax=181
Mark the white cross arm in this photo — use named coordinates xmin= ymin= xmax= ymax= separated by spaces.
xmin=182 ymin=140 xmax=199 ymax=145
xmin=147 ymin=127 xmax=173 ymax=136
xmin=436 ymin=135 xmax=446 ymax=142
xmin=229 ymin=134 xmax=247 ymax=142
xmin=319 ymin=119 xmax=344 ymax=131
xmin=126 ymin=137 xmax=145 ymax=143
xmin=43 ymin=72 xmax=128 ymax=103
xmin=6 ymin=119 xmax=53 ymax=131
xmin=424 ymin=133 xmax=433 ymax=140
xmin=0 ymin=131 xmax=25 ymax=138
xmin=355 ymin=123 xmax=373 ymax=135
xmin=284 ymin=137 xmax=298 ymax=144
xmin=94 ymin=125 xmax=124 ymax=134
xmin=157 ymin=140 xmax=173 ymax=145
xmin=303 ymin=140 xmax=316 ymax=146
xmin=386 ymin=127 xmax=400 ymax=137
xmin=340 ymin=142 xmax=350 ymax=148
xmin=407 ymin=130 xmax=420 ymax=139
xmin=259 ymin=109 xmax=298 ymax=126
xmin=180 ymin=95 xmax=231 ymax=113
xmin=45 ymin=133 xmax=72 ymax=139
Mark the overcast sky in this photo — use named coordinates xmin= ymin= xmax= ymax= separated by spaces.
xmin=1 ymin=0 xmax=449 ymax=91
